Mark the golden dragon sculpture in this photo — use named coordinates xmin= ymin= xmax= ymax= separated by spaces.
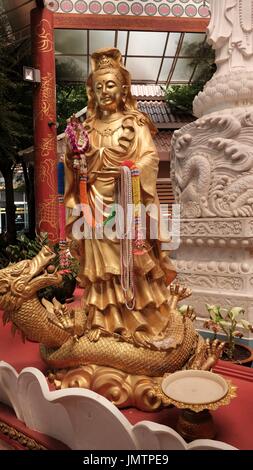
xmin=0 ymin=246 xmax=223 ymax=410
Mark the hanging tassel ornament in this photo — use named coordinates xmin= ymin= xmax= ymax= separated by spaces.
xmin=57 ymin=157 xmax=69 ymax=270
xmin=57 ymin=158 xmax=66 ymax=242
xmin=131 ymin=166 xmax=146 ymax=255
xmin=121 ymin=160 xmax=145 ymax=255
xmin=79 ymin=155 xmax=88 ymax=206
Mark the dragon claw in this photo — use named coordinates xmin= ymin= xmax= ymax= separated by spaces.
xmin=170 ymin=284 xmax=192 ymax=300
xmin=189 ymin=338 xmax=225 ymax=371
xmin=184 ymin=306 xmax=196 ymax=322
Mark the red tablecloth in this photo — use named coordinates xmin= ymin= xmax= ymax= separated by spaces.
xmin=0 ymin=291 xmax=252 ymax=450
xmin=123 ymin=362 xmax=253 ymax=450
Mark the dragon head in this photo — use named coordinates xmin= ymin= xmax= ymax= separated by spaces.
xmin=0 ymin=246 xmax=62 ymax=311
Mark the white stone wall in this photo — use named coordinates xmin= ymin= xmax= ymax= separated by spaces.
xmin=171 ymin=0 xmax=253 ymax=339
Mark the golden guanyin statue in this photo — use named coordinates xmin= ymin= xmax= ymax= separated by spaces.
xmin=65 ymin=47 xmax=179 ymax=348
xmin=0 ymin=48 xmax=224 ymax=410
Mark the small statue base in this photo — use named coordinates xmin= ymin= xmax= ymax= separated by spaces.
xmin=47 ymin=364 xmax=165 ymax=411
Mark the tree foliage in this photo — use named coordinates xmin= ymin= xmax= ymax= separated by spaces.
xmin=0 ymin=19 xmax=34 ymax=242
xmin=56 ymin=58 xmax=88 ymax=132
xmin=163 ymin=41 xmax=216 ymax=115
xmin=56 ymin=83 xmax=87 ymax=133
xmin=0 ymin=48 xmax=31 ymax=161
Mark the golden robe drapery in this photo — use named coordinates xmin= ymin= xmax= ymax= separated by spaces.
xmin=64 ymin=111 xmax=177 ymax=347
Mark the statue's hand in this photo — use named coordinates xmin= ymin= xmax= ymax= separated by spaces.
xmin=67 ymin=113 xmax=79 ymax=125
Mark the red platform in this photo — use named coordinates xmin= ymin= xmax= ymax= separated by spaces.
xmin=0 ymin=292 xmax=253 ymax=450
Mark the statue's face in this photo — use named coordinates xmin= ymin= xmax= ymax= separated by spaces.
xmin=93 ymin=72 xmax=123 ymax=112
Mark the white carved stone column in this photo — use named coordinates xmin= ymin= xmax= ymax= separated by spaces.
xmin=171 ymin=0 xmax=253 ymax=338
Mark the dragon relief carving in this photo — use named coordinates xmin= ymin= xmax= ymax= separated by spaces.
xmin=0 ymin=247 xmax=224 ymax=409
xmin=171 ymin=112 xmax=253 ymax=218
xmin=180 ymin=220 xmax=243 ymax=237
xmin=177 ymin=274 xmax=243 ymax=292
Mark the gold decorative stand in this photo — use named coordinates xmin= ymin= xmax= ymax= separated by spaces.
xmin=177 ymin=409 xmax=215 ymax=441
xmin=155 ymin=370 xmax=237 ymax=441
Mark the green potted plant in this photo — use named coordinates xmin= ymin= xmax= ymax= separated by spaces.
xmin=204 ymin=304 xmax=253 ymax=366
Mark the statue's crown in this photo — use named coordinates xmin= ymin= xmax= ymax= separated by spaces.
xmin=96 ymin=55 xmax=115 ymax=70
xmin=91 ymin=47 xmax=123 ymax=73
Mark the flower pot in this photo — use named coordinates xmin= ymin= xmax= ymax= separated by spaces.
xmin=222 ymin=343 xmax=253 ymax=367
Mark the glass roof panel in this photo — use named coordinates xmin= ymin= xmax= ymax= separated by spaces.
xmin=165 ymin=33 xmax=181 ymax=57
xmin=56 ymin=56 xmax=87 ymax=81
xmin=89 ymin=30 xmax=115 ymax=51
xmin=117 ymin=31 xmax=128 ymax=54
xmin=54 ymin=29 xmax=210 ymax=85
xmin=55 ymin=29 xmax=87 ymax=55
xmin=180 ymin=33 xmax=206 ymax=56
xmin=171 ymin=58 xmax=194 ymax=82
xmin=126 ymin=57 xmax=162 ymax=82
xmin=127 ymin=31 xmax=167 ymax=56
xmin=191 ymin=62 xmax=212 ymax=82
xmin=159 ymin=59 xmax=174 ymax=82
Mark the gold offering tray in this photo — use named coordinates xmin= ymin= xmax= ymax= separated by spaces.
xmin=154 ymin=370 xmax=237 ymax=440
xmin=155 ymin=370 xmax=237 ymax=413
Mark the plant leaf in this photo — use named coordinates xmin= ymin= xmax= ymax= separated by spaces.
xmin=239 ymin=319 xmax=251 ymax=330
xmin=206 ymin=304 xmax=221 ymax=315
xmin=230 ymin=307 xmax=244 ymax=319
xmin=219 ymin=320 xmax=230 ymax=328
xmin=178 ymin=304 xmax=189 ymax=315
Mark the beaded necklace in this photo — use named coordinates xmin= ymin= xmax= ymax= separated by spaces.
xmin=93 ymin=116 xmax=122 ymax=137
xmin=118 ymin=161 xmax=146 ymax=310
xmin=93 ymin=125 xmax=122 ymax=137
xmin=119 ymin=165 xmax=135 ymax=310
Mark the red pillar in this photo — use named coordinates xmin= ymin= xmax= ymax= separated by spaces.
xmin=31 ymin=7 xmax=59 ymax=242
